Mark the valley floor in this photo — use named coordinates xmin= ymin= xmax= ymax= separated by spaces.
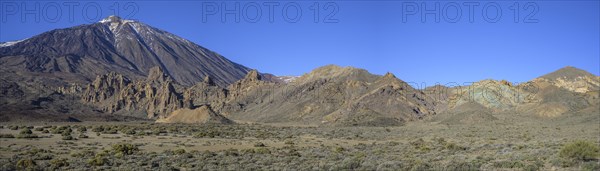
xmin=0 ymin=113 xmax=598 ymax=170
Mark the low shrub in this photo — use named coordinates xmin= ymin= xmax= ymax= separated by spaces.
xmin=16 ymin=158 xmax=36 ymax=170
xmin=444 ymin=142 xmax=467 ymax=151
xmin=103 ymin=129 xmax=118 ymax=134
xmin=334 ymin=146 xmax=345 ymax=153
xmin=78 ymin=127 xmax=87 ymax=133
xmin=92 ymin=126 xmax=104 ymax=133
xmin=559 ymin=140 xmax=600 ymax=166
xmin=254 ymin=142 xmax=266 ymax=147
xmin=62 ymin=135 xmax=74 ymax=140
xmin=88 ymin=154 xmax=107 ymax=166
xmin=494 ymin=160 xmax=525 ymax=169
xmin=0 ymin=134 xmax=15 ymax=138
xmin=16 ymin=134 xmax=38 ymax=139
xmin=124 ymin=129 xmax=136 ymax=135
xmin=112 ymin=143 xmax=139 ymax=155
xmin=20 ymin=128 xmax=33 ymax=135
xmin=79 ymin=134 xmax=89 ymax=139
xmin=581 ymin=161 xmax=600 ymax=171
xmin=50 ymin=158 xmax=69 ymax=168
xmin=174 ymin=149 xmax=186 ymax=155
xmin=254 ymin=148 xmax=271 ymax=154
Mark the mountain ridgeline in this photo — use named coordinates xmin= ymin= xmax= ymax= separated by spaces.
xmin=1 ymin=16 xmax=598 ymax=126
xmin=0 ymin=15 xmax=253 ymax=87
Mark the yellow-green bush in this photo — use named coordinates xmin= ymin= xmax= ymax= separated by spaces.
xmin=112 ymin=143 xmax=139 ymax=155
xmin=16 ymin=158 xmax=36 ymax=170
xmin=559 ymin=140 xmax=600 ymax=166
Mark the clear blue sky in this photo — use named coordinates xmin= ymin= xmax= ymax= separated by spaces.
xmin=1 ymin=0 xmax=598 ymax=87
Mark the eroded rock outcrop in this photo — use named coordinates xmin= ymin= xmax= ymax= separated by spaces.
xmin=182 ymin=76 xmax=228 ymax=111
xmin=81 ymin=67 xmax=183 ymax=118
xmin=82 ymin=72 xmax=131 ymax=103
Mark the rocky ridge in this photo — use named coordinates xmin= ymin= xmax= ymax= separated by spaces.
xmin=81 ymin=67 xmax=183 ymax=119
xmin=426 ymin=67 xmax=599 ymax=118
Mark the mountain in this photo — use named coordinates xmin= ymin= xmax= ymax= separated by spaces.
xmin=0 ymin=15 xmax=263 ymax=121
xmin=540 ymin=66 xmax=598 ymax=80
xmin=535 ymin=66 xmax=599 ymax=93
xmin=0 ymin=15 xmax=252 ymax=87
xmin=220 ymin=65 xmax=434 ymax=126
xmin=523 ymin=66 xmax=599 ymax=117
xmin=430 ymin=66 xmax=599 ymax=118
xmin=1 ymin=15 xmax=597 ymax=125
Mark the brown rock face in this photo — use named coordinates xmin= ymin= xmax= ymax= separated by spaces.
xmin=500 ymin=80 xmax=513 ymax=87
xmin=82 ymin=72 xmax=131 ymax=103
xmin=182 ymin=78 xmax=228 ymax=111
xmin=81 ymin=66 xmax=183 ymax=118
xmin=147 ymin=67 xmax=170 ymax=83
xmin=203 ymin=75 xmax=216 ymax=86
xmin=78 ymin=67 xmax=263 ymax=120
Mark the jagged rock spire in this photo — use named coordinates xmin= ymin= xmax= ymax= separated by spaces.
xmin=500 ymin=80 xmax=513 ymax=87
xmin=147 ymin=66 xmax=168 ymax=82
xmin=383 ymin=72 xmax=396 ymax=79
xmin=244 ymin=70 xmax=261 ymax=82
xmin=203 ymin=75 xmax=215 ymax=86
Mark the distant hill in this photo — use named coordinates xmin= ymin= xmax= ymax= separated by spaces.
xmin=432 ymin=66 xmax=599 ymax=118
xmin=540 ymin=66 xmax=598 ymax=80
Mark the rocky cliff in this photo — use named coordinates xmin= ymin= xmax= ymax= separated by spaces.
xmin=81 ymin=67 xmax=183 ymax=119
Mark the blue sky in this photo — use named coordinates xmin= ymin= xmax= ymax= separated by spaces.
xmin=1 ymin=1 xmax=598 ymax=87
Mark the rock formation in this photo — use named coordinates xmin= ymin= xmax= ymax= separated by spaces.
xmin=81 ymin=66 xmax=183 ymax=119
xmin=182 ymin=76 xmax=228 ymax=111
xmin=156 ymin=105 xmax=233 ymax=124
